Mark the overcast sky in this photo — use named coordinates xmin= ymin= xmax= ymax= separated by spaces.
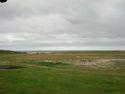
xmin=0 ymin=0 xmax=125 ymax=51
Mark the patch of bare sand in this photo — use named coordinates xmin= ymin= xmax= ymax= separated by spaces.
xmin=74 ymin=59 xmax=119 ymax=69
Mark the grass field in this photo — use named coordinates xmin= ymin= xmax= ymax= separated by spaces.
xmin=0 ymin=51 xmax=125 ymax=94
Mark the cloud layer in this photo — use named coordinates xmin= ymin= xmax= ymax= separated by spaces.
xmin=0 ymin=0 xmax=125 ymax=50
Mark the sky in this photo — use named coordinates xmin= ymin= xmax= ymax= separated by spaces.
xmin=0 ymin=0 xmax=125 ymax=51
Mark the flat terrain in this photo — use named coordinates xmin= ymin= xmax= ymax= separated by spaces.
xmin=0 ymin=51 xmax=125 ymax=94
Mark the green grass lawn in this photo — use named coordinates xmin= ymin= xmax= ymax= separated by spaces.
xmin=0 ymin=51 xmax=125 ymax=94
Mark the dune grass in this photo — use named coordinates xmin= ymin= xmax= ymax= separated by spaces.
xmin=0 ymin=51 xmax=125 ymax=94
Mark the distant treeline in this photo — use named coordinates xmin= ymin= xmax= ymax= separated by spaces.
xmin=0 ymin=50 xmax=25 ymax=54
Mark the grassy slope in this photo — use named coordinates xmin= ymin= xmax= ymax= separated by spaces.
xmin=0 ymin=51 xmax=125 ymax=94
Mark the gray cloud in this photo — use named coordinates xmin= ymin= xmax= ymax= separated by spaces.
xmin=0 ymin=0 xmax=125 ymax=50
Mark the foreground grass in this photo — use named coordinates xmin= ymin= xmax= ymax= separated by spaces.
xmin=0 ymin=51 xmax=125 ymax=94
xmin=0 ymin=67 xmax=125 ymax=94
